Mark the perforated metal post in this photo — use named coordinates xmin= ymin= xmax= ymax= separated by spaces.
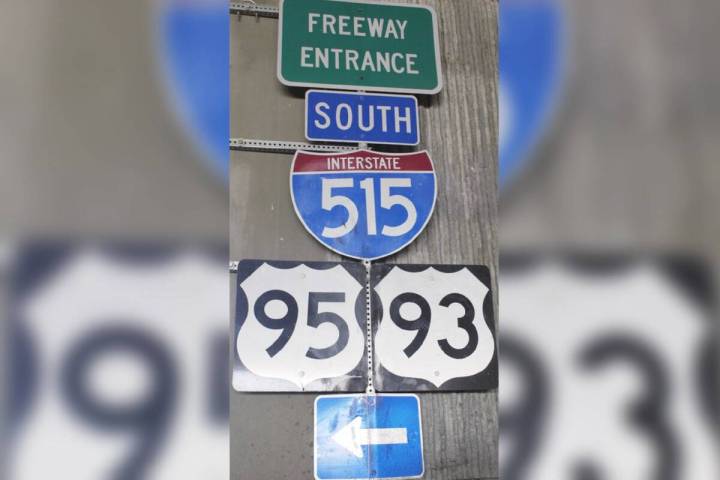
xmin=230 ymin=138 xmax=366 ymax=154
xmin=229 ymin=2 xmax=279 ymax=18
xmin=363 ymin=259 xmax=375 ymax=394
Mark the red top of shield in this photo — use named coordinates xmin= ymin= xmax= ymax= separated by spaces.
xmin=292 ymin=149 xmax=434 ymax=173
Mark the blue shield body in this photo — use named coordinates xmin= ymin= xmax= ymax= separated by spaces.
xmin=291 ymin=150 xmax=436 ymax=260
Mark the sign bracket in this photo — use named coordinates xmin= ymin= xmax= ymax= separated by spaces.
xmin=363 ymin=259 xmax=375 ymax=394
xmin=230 ymin=138 xmax=366 ymax=154
xmin=229 ymin=2 xmax=279 ymax=18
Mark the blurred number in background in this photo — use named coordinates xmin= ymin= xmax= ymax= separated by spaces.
xmin=499 ymin=256 xmax=719 ymax=480
xmin=6 ymin=243 xmax=228 ymax=479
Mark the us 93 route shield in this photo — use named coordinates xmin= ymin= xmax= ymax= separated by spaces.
xmin=371 ymin=263 xmax=498 ymax=392
xmin=290 ymin=149 xmax=436 ymax=260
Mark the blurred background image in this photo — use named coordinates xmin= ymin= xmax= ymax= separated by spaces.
xmin=1 ymin=0 xmax=718 ymax=479
xmin=6 ymin=243 xmax=228 ymax=479
xmin=1 ymin=0 xmax=229 ymax=478
xmin=498 ymin=0 xmax=720 ymax=479
xmin=499 ymin=254 xmax=718 ymax=479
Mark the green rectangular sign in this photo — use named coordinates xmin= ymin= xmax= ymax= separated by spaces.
xmin=277 ymin=0 xmax=442 ymax=94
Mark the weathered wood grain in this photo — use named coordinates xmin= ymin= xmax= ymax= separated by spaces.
xmin=230 ymin=1 xmax=498 ymax=478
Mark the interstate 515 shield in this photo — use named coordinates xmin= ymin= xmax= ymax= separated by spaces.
xmin=290 ymin=149 xmax=436 ymax=260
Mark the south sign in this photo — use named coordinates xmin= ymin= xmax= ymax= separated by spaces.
xmin=306 ymin=90 xmax=419 ymax=145
xmin=290 ymin=149 xmax=436 ymax=260
xmin=278 ymin=0 xmax=442 ymax=94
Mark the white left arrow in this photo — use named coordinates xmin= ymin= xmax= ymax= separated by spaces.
xmin=332 ymin=417 xmax=408 ymax=458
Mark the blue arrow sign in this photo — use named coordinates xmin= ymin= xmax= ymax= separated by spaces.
xmin=315 ymin=394 xmax=424 ymax=480
xmin=306 ymin=90 xmax=419 ymax=146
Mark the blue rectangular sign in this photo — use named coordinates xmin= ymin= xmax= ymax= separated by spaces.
xmin=306 ymin=90 xmax=420 ymax=146
xmin=314 ymin=394 xmax=424 ymax=479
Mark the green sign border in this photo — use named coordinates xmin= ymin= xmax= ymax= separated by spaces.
xmin=277 ymin=0 xmax=443 ymax=94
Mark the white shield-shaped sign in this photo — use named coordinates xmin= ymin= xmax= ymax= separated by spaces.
xmin=233 ymin=260 xmax=367 ymax=392
xmin=371 ymin=264 xmax=497 ymax=391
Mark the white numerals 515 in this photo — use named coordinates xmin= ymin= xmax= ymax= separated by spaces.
xmin=321 ymin=177 xmax=417 ymax=238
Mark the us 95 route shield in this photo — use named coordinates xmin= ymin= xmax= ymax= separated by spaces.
xmin=233 ymin=260 xmax=368 ymax=392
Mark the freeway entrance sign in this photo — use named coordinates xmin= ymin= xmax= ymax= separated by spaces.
xmin=306 ymin=90 xmax=419 ymax=145
xmin=315 ymin=394 xmax=424 ymax=479
xmin=278 ymin=0 xmax=442 ymax=94
xmin=290 ymin=149 xmax=437 ymax=260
